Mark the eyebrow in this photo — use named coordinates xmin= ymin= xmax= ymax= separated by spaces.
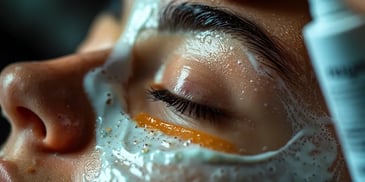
xmin=158 ymin=2 xmax=295 ymax=83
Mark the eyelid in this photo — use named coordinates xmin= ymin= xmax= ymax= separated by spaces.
xmin=147 ymin=85 xmax=227 ymax=123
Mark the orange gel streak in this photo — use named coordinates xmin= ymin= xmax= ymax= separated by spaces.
xmin=133 ymin=113 xmax=238 ymax=154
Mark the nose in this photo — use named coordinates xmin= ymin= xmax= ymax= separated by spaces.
xmin=0 ymin=50 xmax=109 ymax=152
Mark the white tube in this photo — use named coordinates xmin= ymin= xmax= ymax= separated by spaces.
xmin=303 ymin=0 xmax=365 ymax=181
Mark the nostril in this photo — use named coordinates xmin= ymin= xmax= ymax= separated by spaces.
xmin=16 ymin=107 xmax=46 ymax=138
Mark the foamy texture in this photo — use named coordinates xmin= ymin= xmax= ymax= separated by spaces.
xmin=83 ymin=0 xmax=342 ymax=181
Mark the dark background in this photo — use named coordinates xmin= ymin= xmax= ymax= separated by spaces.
xmin=0 ymin=0 xmax=110 ymax=146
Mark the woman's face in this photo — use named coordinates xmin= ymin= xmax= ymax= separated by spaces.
xmin=0 ymin=0 xmax=350 ymax=181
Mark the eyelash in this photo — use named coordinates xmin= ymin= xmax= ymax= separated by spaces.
xmin=147 ymin=87 xmax=226 ymax=123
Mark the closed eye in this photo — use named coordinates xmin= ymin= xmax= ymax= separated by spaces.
xmin=147 ymin=87 xmax=227 ymax=123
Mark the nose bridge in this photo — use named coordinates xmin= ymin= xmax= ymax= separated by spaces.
xmin=0 ymin=51 xmax=108 ymax=152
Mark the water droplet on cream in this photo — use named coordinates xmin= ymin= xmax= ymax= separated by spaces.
xmin=149 ymin=130 xmax=156 ymax=136
xmin=141 ymin=143 xmax=150 ymax=153
xmin=161 ymin=140 xmax=171 ymax=148
xmin=105 ymin=127 xmax=112 ymax=134
xmin=183 ymin=140 xmax=192 ymax=147
xmin=141 ymin=147 xmax=149 ymax=153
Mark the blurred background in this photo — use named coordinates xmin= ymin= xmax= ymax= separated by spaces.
xmin=0 ymin=0 xmax=112 ymax=145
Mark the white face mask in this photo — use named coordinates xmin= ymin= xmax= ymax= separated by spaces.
xmin=83 ymin=0 xmax=343 ymax=181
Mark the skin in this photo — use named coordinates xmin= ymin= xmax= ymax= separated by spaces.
xmin=1 ymin=0 xmax=362 ymax=181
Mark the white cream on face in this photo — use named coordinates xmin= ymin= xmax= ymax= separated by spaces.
xmin=83 ymin=1 xmax=344 ymax=181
